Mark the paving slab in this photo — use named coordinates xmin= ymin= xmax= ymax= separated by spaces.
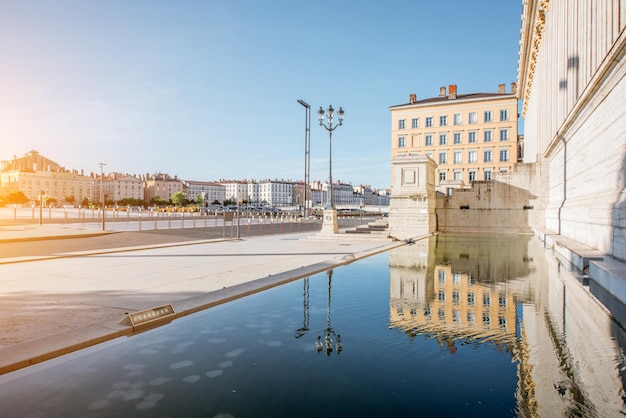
xmin=0 ymin=226 xmax=406 ymax=375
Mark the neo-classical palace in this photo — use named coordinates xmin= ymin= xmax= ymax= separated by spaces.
xmin=518 ymin=0 xmax=626 ymax=261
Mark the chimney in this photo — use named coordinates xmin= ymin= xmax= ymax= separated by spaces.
xmin=511 ymin=82 xmax=517 ymax=95
xmin=439 ymin=86 xmax=446 ymax=97
xmin=409 ymin=93 xmax=416 ymax=104
xmin=448 ymin=84 xmax=457 ymax=99
xmin=498 ymin=84 xmax=505 ymax=94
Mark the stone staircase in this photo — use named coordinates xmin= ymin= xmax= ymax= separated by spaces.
xmin=344 ymin=218 xmax=390 ymax=238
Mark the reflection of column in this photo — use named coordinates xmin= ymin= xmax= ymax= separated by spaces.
xmin=521 ymin=239 xmax=626 ymax=417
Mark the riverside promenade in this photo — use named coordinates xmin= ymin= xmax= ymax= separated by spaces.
xmin=0 ymin=220 xmax=404 ymax=375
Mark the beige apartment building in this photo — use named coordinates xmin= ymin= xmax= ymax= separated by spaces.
xmin=0 ymin=150 xmax=92 ymax=205
xmin=389 ymin=84 xmax=519 ymax=190
xmin=142 ymin=173 xmax=184 ymax=202
xmin=94 ymin=172 xmax=144 ymax=204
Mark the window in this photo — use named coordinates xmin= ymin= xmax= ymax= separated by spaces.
xmin=398 ymin=119 xmax=406 ymax=129
xmin=398 ymin=136 xmax=406 ymax=148
xmin=453 ymin=132 xmax=461 ymax=144
xmin=484 ymin=150 xmax=492 ymax=162
xmin=469 ymin=112 xmax=477 ymax=124
xmin=411 ymin=118 xmax=419 ymax=129
xmin=499 ymin=129 xmax=509 ymax=141
xmin=438 ymin=152 xmax=447 ymax=164
xmin=439 ymin=170 xmax=447 ymax=181
xmin=500 ymin=149 xmax=509 ymax=162
xmin=484 ymin=170 xmax=492 ymax=181
xmin=500 ymin=109 xmax=508 ymax=121
xmin=439 ymin=115 xmax=447 ymax=126
xmin=484 ymin=111 xmax=492 ymax=122
xmin=468 ymin=150 xmax=477 ymax=163
xmin=425 ymin=117 xmax=433 ymax=127
xmin=439 ymin=134 xmax=447 ymax=145
xmin=453 ymin=151 xmax=462 ymax=164
xmin=453 ymin=113 xmax=462 ymax=125
xmin=425 ymin=152 xmax=433 ymax=159
xmin=483 ymin=293 xmax=491 ymax=306
xmin=468 ymin=131 xmax=476 ymax=143
xmin=453 ymin=171 xmax=462 ymax=180
xmin=425 ymin=135 xmax=433 ymax=146
xmin=452 ymin=291 xmax=460 ymax=305
xmin=469 ymin=170 xmax=477 ymax=182
xmin=484 ymin=130 xmax=492 ymax=142
xmin=438 ymin=269 xmax=446 ymax=284
xmin=468 ymin=292 xmax=475 ymax=305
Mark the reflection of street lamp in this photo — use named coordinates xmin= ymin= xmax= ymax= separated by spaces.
xmin=295 ymin=277 xmax=310 ymax=339
xmin=315 ymin=269 xmax=342 ymax=356
xmin=297 ymin=99 xmax=311 ymax=218
xmin=318 ymin=105 xmax=344 ymax=234
xmin=99 ymin=162 xmax=106 ymax=231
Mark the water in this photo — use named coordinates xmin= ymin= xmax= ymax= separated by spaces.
xmin=0 ymin=234 xmax=625 ymax=417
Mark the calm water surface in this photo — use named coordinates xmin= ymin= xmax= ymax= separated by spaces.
xmin=1 ymin=234 xmax=625 ymax=417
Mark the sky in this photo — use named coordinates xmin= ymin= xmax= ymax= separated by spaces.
xmin=0 ymin=0 xmax=522 ymax=189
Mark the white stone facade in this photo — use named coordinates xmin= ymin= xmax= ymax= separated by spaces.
xmin=518 ymin=0 xmax=626 ymax=260
xmin=389 ymin=153 xmax=437 ymax=240
xmin=183 ymin=180 xmax=226 ymax=205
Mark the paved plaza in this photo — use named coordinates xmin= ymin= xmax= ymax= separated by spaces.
xmin=0 ymin=221 xmax=404 ymax=375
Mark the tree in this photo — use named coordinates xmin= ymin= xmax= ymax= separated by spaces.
xmin=150 ymin=196 xmax=169 ymax=207
xmin=65 ymin=195 xmax=76 ymax=205
xmin=171 ymin=191 xmax=186 ymax=207
xmin=81 ymin=197 xmax=90 ymax=207
xmin=4 ymin=190 xmax=29 ymax=205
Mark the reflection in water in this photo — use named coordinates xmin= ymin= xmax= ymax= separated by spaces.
xmin=314 ymin=269 xmax=342 ymax=356
xmin=389 ymin=234 xmax=626 ymax=417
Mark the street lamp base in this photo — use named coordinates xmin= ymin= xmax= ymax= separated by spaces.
xmin=320 ymin=209 xmax=339 ymax=234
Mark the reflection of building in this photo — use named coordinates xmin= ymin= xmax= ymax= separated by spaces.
xmin=390 ymin=263 xmax=518 ymax=351
xmin=389 ymin=234 xmax=626 ymax=416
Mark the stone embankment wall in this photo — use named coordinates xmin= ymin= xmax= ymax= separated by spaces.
xmin=435 ymin=169 xmax=539 ymax=234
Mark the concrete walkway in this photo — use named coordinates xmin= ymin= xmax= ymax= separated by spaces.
xmin=0 ymin=224 xmax=405 ymax=375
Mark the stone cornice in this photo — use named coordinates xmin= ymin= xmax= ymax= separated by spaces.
xmin=389 ymin=94 xmax=517 ymax=112
xmin=518 ymin=0 xmax=550 ymax=117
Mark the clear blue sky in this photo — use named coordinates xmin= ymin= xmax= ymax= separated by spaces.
xmin=0 ymin=0 xmax=522 ymax=189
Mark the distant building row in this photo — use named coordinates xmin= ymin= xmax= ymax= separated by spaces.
xmin=0 ymin=150 xmax=389 ymax=207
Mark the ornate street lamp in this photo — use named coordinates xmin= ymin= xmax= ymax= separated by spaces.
xmin=318 ymin=105 xmax=344 ymax=234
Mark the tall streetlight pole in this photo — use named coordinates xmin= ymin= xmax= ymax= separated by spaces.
xmin=99 ymin=162 xmax=106 ymax=231
xmin=297 ymin=99 xmax=311 ymax=219
xmin=318 ymin=105 xmax=344 ymax=234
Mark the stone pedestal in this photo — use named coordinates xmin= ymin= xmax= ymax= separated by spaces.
xmin=389 ymin=153 xmax=437 ymax=240
xmin=320 ymin=209 xmax=339 ymax=234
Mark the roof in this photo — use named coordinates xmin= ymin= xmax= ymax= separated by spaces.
xmin=389 ymin=92 xmax=515 ymax=109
